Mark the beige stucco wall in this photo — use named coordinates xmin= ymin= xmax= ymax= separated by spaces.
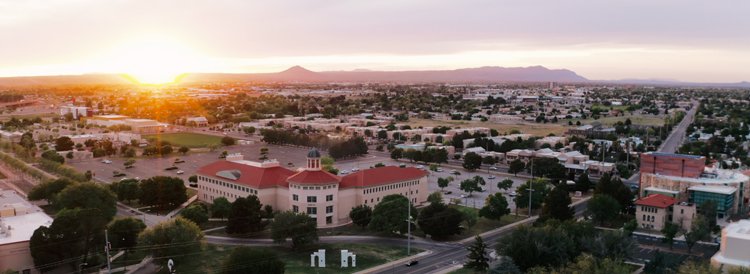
xmin=636 ymin=205 xmax=669 ymax=231
xmin=0 ymin=241 xmax=38 ymax=274
xmin=672 ymin=203 xmax=696 ymax=230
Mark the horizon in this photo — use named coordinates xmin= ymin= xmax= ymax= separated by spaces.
xmin=1 ymin=0 xmax=749 ymax=83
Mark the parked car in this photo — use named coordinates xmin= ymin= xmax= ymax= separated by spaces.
xmin=174 ymin=158 xmax=185 ymax=164
xmin=489 ymin=166 xmax=498 ymax=170
xmin=509 ymin=191 xmax=517 ymax=197
xmin=165 ymin=166 xmax=178 ymax=171
xmin=101 ymin=159 xmax=112 ymax=164
xmin=451 ymin=171 xmax=461 ymax=175
xmin=436 ymin=168 xmax=443 ymax=172
xmin=405 ymin=260 xmax=419 ymax=267
xmin=488 ymin=175 xmax=496 ymax=179
xmin=176 ymin=170 xmax=185 ymax=174
xmin=445 ymin=191 xmax=453 ymax=195
xmin=351 ymin=168 xmax=360 ymax=172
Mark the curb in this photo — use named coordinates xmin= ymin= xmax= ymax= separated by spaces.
xmin=354 ymin=250 xmax=432 ymax=274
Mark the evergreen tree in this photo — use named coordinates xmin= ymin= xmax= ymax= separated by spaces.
xmin=465 ymin=235 xmax=490 ymax=271
xmin=541 ymin=186 xmax=574 ymax=221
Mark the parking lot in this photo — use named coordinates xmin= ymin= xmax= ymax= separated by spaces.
xmin=71 ymin=142 xmax=532 ymax=208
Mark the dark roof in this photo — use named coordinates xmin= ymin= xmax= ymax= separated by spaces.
xmin=307 ymin=148 xmax=321 ymax=158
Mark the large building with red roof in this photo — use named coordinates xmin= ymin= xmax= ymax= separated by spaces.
xmin=196 ymin=149 xmax=428 ymax=227
xmin=635 ymin=193 xmax=695 ymax=231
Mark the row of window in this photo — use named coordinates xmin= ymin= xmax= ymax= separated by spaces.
xmin=199 ymin=176 xmax=258 ymax=195
xmin=641 ymin=214 xmax=656 ymax=222
xmin=640 ymin=206 xmax=658 ymax=213
xmin=364 ymin=180 xmax=419 ymax=194
xmin=292 ymin=205 xmax=334 ymax=215
xmin=292 ymin=194 xmax=334 ymax=202
xmin=364 ymin=195 xmax=418 ymax=205
xmin=291 ymin=184 xmax=337 ymax=190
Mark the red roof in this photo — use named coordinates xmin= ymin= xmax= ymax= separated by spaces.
xmin=635 ymin=194 xmax=676 ymax=208
xmin=340 ymin=166 xmax=427 ymax=188
xmin=197 ymin=160 xmax=296 ymax=189
xmin=287 ymin=170 xmax=341 ymax=185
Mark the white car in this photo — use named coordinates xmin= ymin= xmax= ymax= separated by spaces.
xmin=351 ymin=168 xmax=360 ymax=172
xmin=509 ymin=191 xmax=517 ymax=197
xmin=340 ymin=170 xmax=349 ymax=175
xmin=176 ymin=170 xmax=184 ymax=174
xmin=489 ymin=166 xmax=498 ymax=170
xmin=436 ymin=168 xmax=443 ymax=172
xmin=488 ymin=175 xmax=496 ymax=179
xmin=102 ymin=160 xmax=112 ymax=164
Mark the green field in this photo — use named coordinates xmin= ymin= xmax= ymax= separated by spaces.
xmin=159 ymin=243 xmax=419 ymax=274
xmin=574 ymin=114 xmax=664 ymax=127
xmin=143 ymin=133 xmax=224 ymax=148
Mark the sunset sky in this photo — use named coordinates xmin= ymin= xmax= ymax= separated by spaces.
xmin=1 ymin=0 xmax=749 ymax=82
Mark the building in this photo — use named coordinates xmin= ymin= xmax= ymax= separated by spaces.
xmin=639 ymin=152 xmax=750 ymax=219
xmin=59 ymin=105 xmax=90 ymax=119
xmin=0 ymin=189 xmax=54 ymax=273
xmin=711 ymin=219 xmax=750 ymax=271
xmin=86 ymin=115 xmax=169 ymax=134
xmin=185 ymin=116 xmax=209 ymax=127
xmin=196 ymin=150 xmax=428 ymax=227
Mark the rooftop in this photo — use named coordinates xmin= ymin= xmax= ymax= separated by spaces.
xmin=635 ymin=194 xmax=676 ymax=208
xmin=688 ymin=185 xmax=737 ymax=195
xmin=647 ymin=152 xmax=704 ymax=159
xmin=341 ymin=166 xmax=427 ymax=188
xmin=0 ymin=190 xmax=53 ymax=245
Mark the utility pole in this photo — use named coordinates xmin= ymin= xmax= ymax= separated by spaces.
xmin=105 ymin=229 xmax=112 ymax=274
xmin=407 ymin=185 xmax=412 ymax=256
xmin=528 ymin=159 xmax=534 ymax=217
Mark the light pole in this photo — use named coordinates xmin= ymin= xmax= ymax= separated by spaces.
xmin=407 ymin=185 xmax=412 ymax=256
xmin=528 ymin=159 xmax=534 ymax=217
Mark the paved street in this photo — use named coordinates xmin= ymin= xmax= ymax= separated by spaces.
xmin=659 ymin=100 xmax=699 ymax=154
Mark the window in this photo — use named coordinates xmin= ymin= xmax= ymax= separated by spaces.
xmin=307 ymin=196 xmax=317 ymax=203
xmin=326 ymin=216 xmax=333 ymax=224
xmin=293 ymin=205 xmax=299 ymax=213
xmin=293 ymin=194 xmax=299 ymax=201
xmin=326 ymin=205 xmax=333 ymax=213
xmin=326 ymin=195 xmax=333 ymax=201
xmin=307 ymin=207 xmax=317 ymax=215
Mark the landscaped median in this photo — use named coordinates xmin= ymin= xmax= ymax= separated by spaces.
xmin=143 ymin=132 xmax=225 ymax=148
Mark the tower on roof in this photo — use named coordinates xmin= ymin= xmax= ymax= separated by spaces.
xmin=307 ymin=148 xmax=321 ymax=170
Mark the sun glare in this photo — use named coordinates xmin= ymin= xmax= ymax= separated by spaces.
xmin=102 ymin=37 xmax=206 ymax=85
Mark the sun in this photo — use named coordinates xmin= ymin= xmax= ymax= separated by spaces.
xmin=103 ymin=37 xmax=205 ymax=84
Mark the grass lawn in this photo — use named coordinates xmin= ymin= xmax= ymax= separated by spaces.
xmin=449 ymin=267 xmax=481 ymax=274
xmin=573 ymin=114 xmax=664 ymax=127
xmin=447 ymin=206 xmax=526 ymax=241
xmin=143 ymin=133 xmax=224 ymax=148
xmin=408 ymin=118 xmax=568 ymax=136
xmin=158 ymin=243 xmax=419 ymax=274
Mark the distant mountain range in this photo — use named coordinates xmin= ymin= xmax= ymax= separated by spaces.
xmin=0 ymin=66 xmax=748 ymax=88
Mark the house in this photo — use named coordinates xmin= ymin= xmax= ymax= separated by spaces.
xmin=185 ymin=116 xmax=209 ymax=127
xmin=0 ymin=190 xmax=54 ymax=273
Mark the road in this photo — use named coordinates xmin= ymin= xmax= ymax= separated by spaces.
xmin=373 ymin=200 xmax=590 ymax=274
xmin=627 ymin=100 xmax=699 ymax=187
xmin=659 ymin=100 xmax=699 ymax=154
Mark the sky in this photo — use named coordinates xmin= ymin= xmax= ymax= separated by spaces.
xmin=0 ymin=0 xmax=749 ymax=82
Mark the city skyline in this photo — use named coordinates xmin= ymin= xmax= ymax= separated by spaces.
xmin=1 ymin=0 xmax=749 ymax=83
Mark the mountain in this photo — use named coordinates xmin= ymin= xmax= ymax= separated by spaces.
xmin=0 ymin=74 xmax=132 ymax=87
xmin=182 ymin=65 xmax=589 ymax=83
xmin=600 ymin=79 xmax=750 ymax=88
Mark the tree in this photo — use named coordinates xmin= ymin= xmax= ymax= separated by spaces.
xmin=41 ymin=150 xmax=65 ymax=164
xmin=465 ymin=235 xmax=490 ymax=271
xmin=541 ymin=186 xmax=574 ymax=221
xmin=28 ymin=178 xmax=74 ymax=204
xmin=124 ymin=158 xmax=136 ymax=168
xmin=110 ymin=178 xmax=141 ymax=202
xmin=221 ymin=136 xmax=236 ymax=146
xmin=139 ymin=176 xmax=187 ymax=209
xmin=108 ymin=217 xmax=146 ymax=251
xmin=211 ymin=197 xmax=232 ymax=219
xmin=661 ymin=222 xmax=679 ymax=250
xmin=139 ymin=217 xmax=203 ymax=258
xmin=390 ymin=148 xmax=403 ymax=159
xmin=221 ymin=247 xmax=285 ymax=274
xmin=242 ymin=126 xmax=256 ymax=136
xmin=427 ymin=191 xmax=443 ymax=204
xmin=508 ymin=159 xmax=525 ymax=176
xmin=178 ymin=146 xmax=190 ymax=154
xmin=479 ymin=193 xmax=510 ymax=220
xmin=55 ymin=136 xmax=75 ymax=151
xmin=675 ymin=260 xmax=722 ymax=274
xmin=31 ymin=209 xmax=88 ymax=271
xmin=623 ymin=219 xmax=637 ymax=236
xmin=226 ymin=195 xmax=266 ymax=234
xmin=685 ymin=215 xmax=710 ymax=253
xmin=188 ymin=175 xmax=198 ymax=184
xmin=699 ymin=200 xmax=718 ymax=231
xmin=462 ymin=152 xmax=483 ymax=170
xmin=586 ymin=194 xmax=621 ymax=226
xmin=437 ymin=177 xmax=453 ymax=192
xmin=497 ymin=179 xmax=514 ymax=192
xmin=417 ymin=202 xmax=463 ymax=239
xmin=575 ymin=172 xmax=592 ymax=193
xmin=57 ymin=182 xmax=117 ymax=221
xmin=368 ymin=194 xmax=417 ymax=234
xmin=460 ymin=178 xmax=483 ymax=197
xmin=489 ymin=258 xmax=521 ymax=274
xmin=181 ymin=204 xmax=209 ymax=225
xmin=271 ymin=211 xmax=318 ymax=249
xmin=349 ymin=204 xmax=372 ymax=228
xmin=514 ymin=179 xmax=548 ymax=211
